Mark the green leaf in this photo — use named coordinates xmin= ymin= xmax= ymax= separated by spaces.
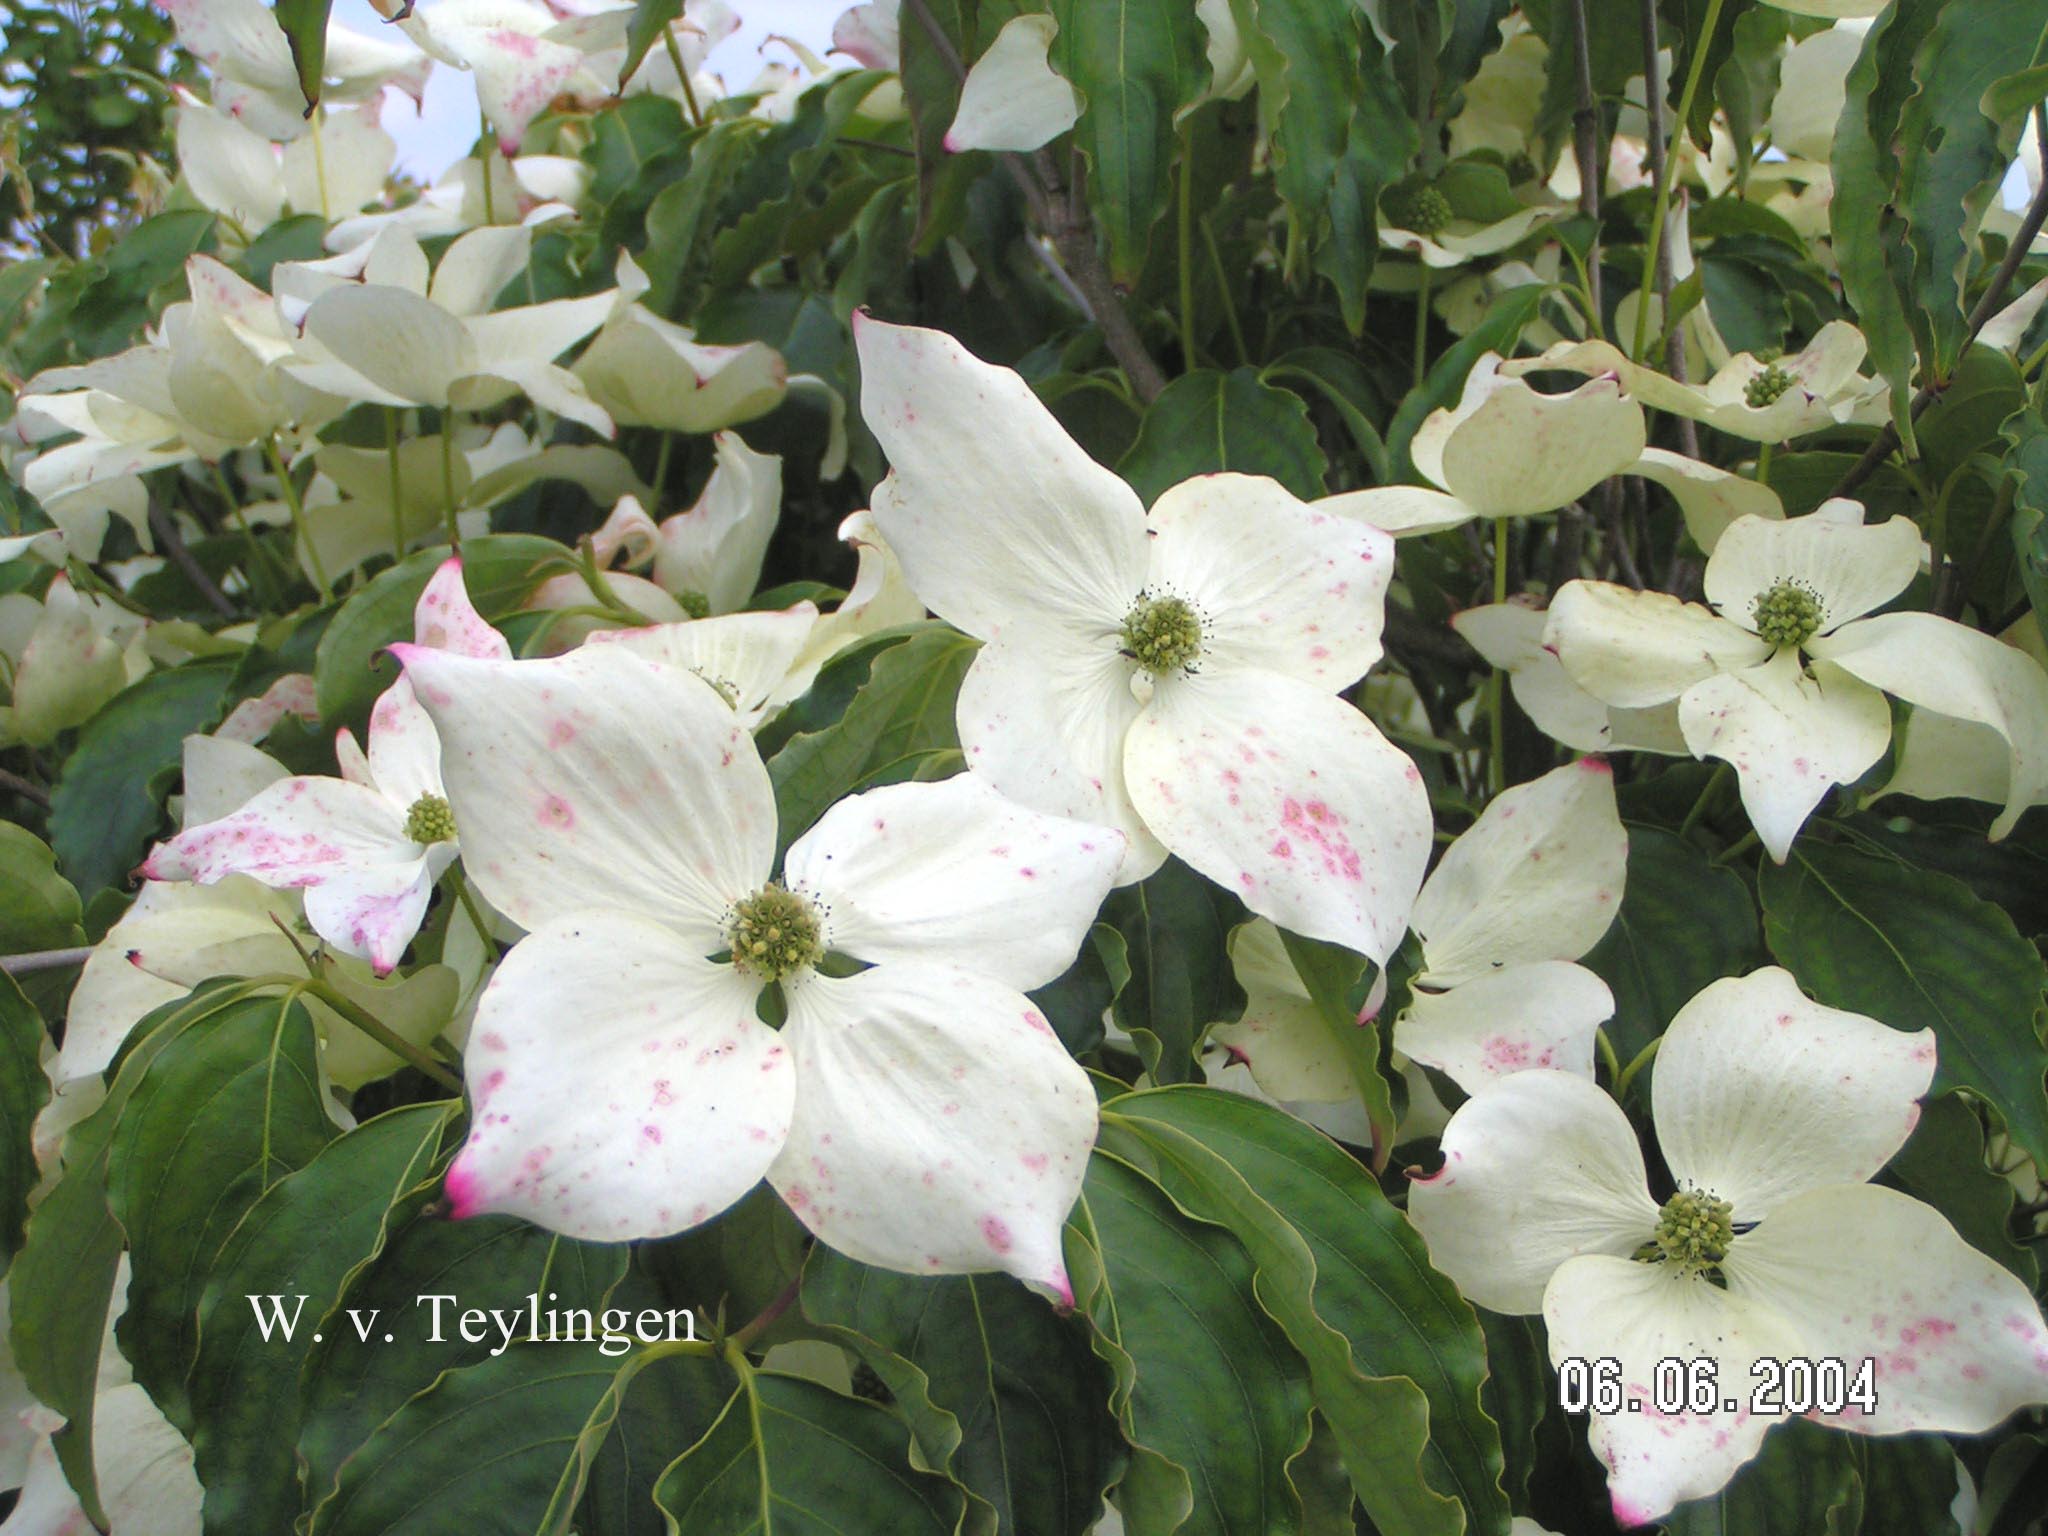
xmin=0 ymin=821 xmax=85 ymax=956
xmin=1067 ymin=1149 xmax=1314 ymax=1536
xmin=1662 ymin=1418 xmax=1861 ymax=1535
xmin=7 ymin=980 xmax=262 ymax=1526
xmin=766 ymin=624 xmax=976 ymax=852
xmin=1047 ymin=0 xmax=1210 ymax=284
xmin=802 ymin=1245 xmax=1118 ymax=1536
xmin=1105 ymin=1087 xmax=1509 ymax=1536
xmin=1262 ymin=347 xmax=1393 ymax=485
xmin=273 ymin=0 xmax=332 ymax=112
xmin=1829 ymin=0 xmax=1940 ymax=413
xmin=1030 ymin=921 xmax=1131 ymax=1056
xmin=313 ymin=1342 xmax=727 ymax=1536
xmin=1854 ymin=1435 xmax=1966 ymax=1536
xmin=48 ymin=658 xmax=237 ymax=902
xmin=63 ymin=209 xmax=218 ymax=360
xmin=1276 ymin=927 xmax=1395 ymax=1154
xmin=641 ymin=120 xmax=767 ymax=313
xmin=1893 ymin=6 xmax=2048 ymax=380
xmin=1759 ymin=841 xmax=2048 ymax=1172
xmin=1915 ymin=344 xmax=2024 ymax=492
xmin=2003 ymin=402 xmax=2048 ymax=653
xmin=1475 ymin=1309 xmax=1546 ymax=1512
xmin=1888 ymin=1091 xmax=2038 ymax=1286
xmin=106 ymin=992 xmax=337 ymax=1426
xmin=1102 ymin=857 xmax=1245 ymax=1083
xmin=300 ymin=1215 xmax=632 ymax=1515
xmin=1583 ymin=825 xmax=1762 ymax=1068
xmin=654 ymin=1369 xmax=967 ymax=1534
xmin=188 ymin=1102 xmax=453 ymax=1534
xmin=312 ymin=534 xmax=558 ymax=728
xmin=620 ymin=0 xmax=684 ymax=88
xmin=0 ymin=973 xmax=49 ymax=1269
xmin=1117 ymin=367 xmax=1328 ymax=503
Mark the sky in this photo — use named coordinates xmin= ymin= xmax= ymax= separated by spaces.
xmin=330 ymin=0 xmax=848 ymax=180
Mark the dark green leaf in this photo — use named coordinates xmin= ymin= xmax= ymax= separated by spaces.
xmin=620 ymin=0 xmax=684 ymax=88
xmin=106 ymin=991 xmax=337 ymax=1425
xmin=654 ymin=1370 xmax=967 ymax=1534
xmin=2003 ymin=401 xmax=2048 ymax=653
xmin=1277 ymin=927 xmax=1395 ymax=1153
xmin=1386 ymin=284 xmax=1546 ymax=479
xmin=1583 ymin=825 xmax=1762 ymax=1068
xmin=314 ymin=1342 xmax=726 ymax=1536
xmin=803 ymin=1246 xmax=1118 ymax=1536
xmin=1888 ymin=1091 xmax=2038 ymax=1286
xmin=1102 ymin=857 xmax=1245 ymax=1083
xmin=1117 ymin=367 xmax=1328 ymax=503
xmin=299 ymin=1211 xmax=631 ymax=1513
xmin=273 ymin=0 xmax=331 ymax=112
xmin=49 ymin=659 xmax=237 ymax=902
xmin=1068 ymin=1149 xmax=1314 ymax=1536
xmin=1106 ymin=1086 xmax=1509 ymax=1536
xmin=1662 ymin=1419 xmax=1861 ymax=1534
xmin=1760 ymin=841 xmax=2048 ymax=1171
xmin=766 ymin=624 xmax=976 ymax=852
xmin=0 ymin=973 xmax=49 ymax=1268
xmin=1030 ymin=921 xmax=1131 ymax=1056
xmin=188 ymin=1102 xmax=452 ymax=1534
xmin=1854 ymin=1436 xmax=1967 ymax=1536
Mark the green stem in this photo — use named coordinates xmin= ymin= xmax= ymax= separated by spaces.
xmin=727 ymin=1275 xmax=801 ymax=1354
xmin=1200 ymin=216 xmax=1250 ymax=368
xmin=1630 ymin=0 xmax=1724 ymax=362
xmin=1595 ymin=1027 xmax=1623 ymax=1090
xmin=385 ymin=407 xmax=407 ymax=562
xmin=1176 ymin=121 xmax=1197 ymax=371
xmin=214 ymin=459 xmax=285 ymax=596
xmin=1710 ymin=828 xmax=1760 ymax=867
xmin=651 ymin=431 xmax=675 ymax=509
xmin=1413 ymin=263 xmax=1434 ymax=391
xmin=1755 ymin=438 xmax=1773 ymax=490
xmin=440 ymin=417 xmax=461 ymax=547
xmin=1614 ymin=1036 xmax=1659 ymax=1101
xmin=664 ymin=25 xmax=705 ymax=128
xmin=448 ymin=865 xmax=493 ymax=955
xmin=264 ymin=437 xmax=331 ymax=601
xmin=1487 ymin=516 xmax=1510 ymax=795
xmin=252 ymin=974 xmax=463 ymax=1092
xmin=1678 ymin=761 xmax=1732 ymax=838
xmin=478 ymin=139 xmax=496 ymax=224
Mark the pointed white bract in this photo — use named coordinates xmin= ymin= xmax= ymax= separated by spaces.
xmin=854 ymin=315 xmax=1431 ymax=961
xmin=1544 ymin=502 xmax=2047 ymax=859
xmin=141 ymin=559 xmax=506 ymax=973
xmin=399 ymin=640 xmax=1120 ymax=1296
xmin=1410 ymin=966 xmax=2048 ymax=1524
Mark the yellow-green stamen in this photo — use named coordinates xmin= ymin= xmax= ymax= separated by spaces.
xmin=727 ymin=884 xmax=823 ymax=983
xmin=404 ymin=794 xmax=457 ymax=845
xmin=1751 ymin=580 xmax=1824 ymax=649
xmin=1120 ymin=595 xmax=1203 ymax=675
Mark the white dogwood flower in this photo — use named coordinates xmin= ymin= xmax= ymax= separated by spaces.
xmin=1319 ymin=353 xmax=1646 ymax=536
xmin=1546 ymin=501 xmax=2048 ymax=859
xmin=158 ymin=0 xmax=428 ymax=141
xmin=855 ymin=315 xmax=1432 ymax=964
xmin=395 ymin=639 xmax=1121 ymax=1296
xmin=142 ymin=559 xmax=508 ymax=972
xmin=1409 ymin=966 xmax=2048 ymax=1525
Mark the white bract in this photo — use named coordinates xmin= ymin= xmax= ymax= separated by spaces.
xmin=1320 ymin=354 xmax=1646 ymax=536
xmin=396 ymin=639 xmax=1121 ymax=1296
xmin=1451 ymin=597 xmax=1685 ymax=757
xmin=1391 ymin=759 xmax=1623 ymax=1091
xmin=855 ymin=315 xmax=1432 ymax=964
xmin=1409 ymin=966 xmax=2048 ymax=1524
xmin=159 ymin=0 xmax=427 ymax=141
xmin=142 ymin=560 xmax=507 ymax=973
xmin=1504 ymin=321 xmax=1882 ymax=444
xmin=1546 ymin=502 xmax=2048 ymax=859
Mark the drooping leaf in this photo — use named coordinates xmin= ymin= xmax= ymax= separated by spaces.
xmin=1104 ymin=1086 xmax=1509 ymax=1536
xmin=1066 ymin=1149 xmax=1315 ymax=1536
xmin=654 ymin=1370 xmax=967 ymax=1534
xmin=1276 ymin=927 xmax=1395 ymax=1154
xmin=188 ymin=1102 xmax=453 ymax=1534
xmin=106 ymin=991 xmax=337 ymax=1426
xmin=48 ymin=658 xmax=237 ymax=902
xmin=1583 ymin=825 xmax=1763 ymax=1070
xmin=620 ymin=0 xmax=684 ymax=89
xmin=1759 ymin=841 xmax=2048 ymax=1173
xmin=802 ymin=1245 xmax=1118 ymax=1536
xmin=0 ymin=973 xmax=49 ymax=1269
xmin=1661 ymin=1418 xmax=1862 ymax=1535
xmin=1117 ymin=366 xmax=1328 ymax=504
xmin=1102 ymin=857 xmax=1246 ymax=1083
xmin=1887 ymin=1091 xmax=2038 ymax=1286
xmin=1854 ymin=1435 xmax=1967 ymax=1536
xmin=273 ymin=0 xmax=333 ymax=113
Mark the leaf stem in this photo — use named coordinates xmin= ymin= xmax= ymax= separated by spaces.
xmin=1679 ymin=762 xmax=1732 ymax=838
xmin=1614 ymin=1036 xmax=1658 ymax=1101
xmin=265 ymin=435 xmax=332 ymax=601
xmin=1176 ymin=121 xmax=1197 ymax=372
xmin=1631 ymin=0 xmax=1724 ymax=363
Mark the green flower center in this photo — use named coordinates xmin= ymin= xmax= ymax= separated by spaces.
xmin=677 ymin=589 xmax=711 ymax=621
xmin=1751 ymin=579 xmax=1824 ymax=649
xmin=1743 ymin=363 xmax=1796 ymax=410
xmin=727 ymin=884 xmax=823 ymax=983
xmin=1120 ymin=595 xmax=1203 ymax=675
xmin=1646 ymin=1187 xmax=1735 ymax=1277
xmin=404 ymin=794 xmax=457 ymax=845
xmin=1389 ymin=185 xmax=1453 ymax=238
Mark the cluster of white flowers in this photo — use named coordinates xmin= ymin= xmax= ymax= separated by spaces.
xmin=6 ymin=0 xmax=2048 ymax=1529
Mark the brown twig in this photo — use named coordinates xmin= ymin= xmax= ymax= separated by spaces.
xmin=1833 ymin=162 xmax=2048 ymax=499
xmin=2 ymin=945 xmax=93 ymax=975
xmin=900 ymin=0 xmax=1167 ymax=402
xmin=0 ymin=765 xmax=51 ymax=808
xmin=1566 ymin=0 xmax=1604 ymax=324
xmin=148 ymin=496 xmax=237 ymax=618
xmin=1637 ymin=0 xmax=1701 ymax=460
